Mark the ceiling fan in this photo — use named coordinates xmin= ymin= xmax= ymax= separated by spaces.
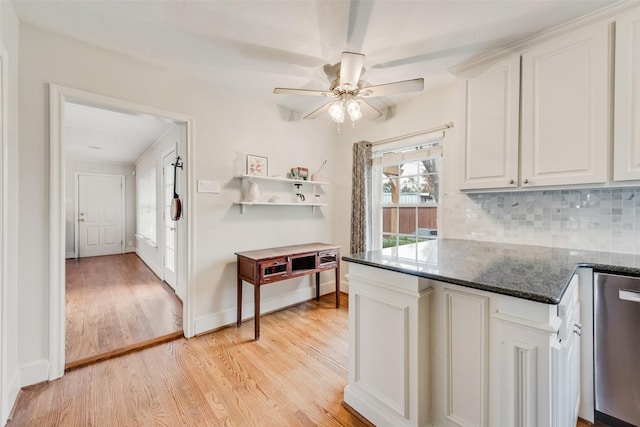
xmin=273 ymin=51 xmax=424 ymax=125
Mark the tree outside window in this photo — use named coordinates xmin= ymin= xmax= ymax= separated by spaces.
xmin=380 ymin=156 xmax=440 ymax=248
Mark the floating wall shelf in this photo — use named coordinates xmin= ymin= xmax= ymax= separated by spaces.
xmin=234 ymin=175 xmax=329 ymax=214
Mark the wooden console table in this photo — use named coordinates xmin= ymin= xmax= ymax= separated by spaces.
xmin=235 ymin=243 xmax=341 ymax=340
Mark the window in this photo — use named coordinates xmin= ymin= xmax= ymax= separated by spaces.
xmin=372 ymin=139 xmax=442 ymax=249
xmin=137 ymin=163 xmax=156 ymax=245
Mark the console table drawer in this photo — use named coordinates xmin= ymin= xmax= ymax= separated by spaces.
xmin=318 ymin=250 xmax=338 ymax=269
xmin=259 ymin=258 xmax=289 ymax=283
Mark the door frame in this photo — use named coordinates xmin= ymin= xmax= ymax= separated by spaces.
xmin=49 ymin=84 xmax=195 ymax=380
xmin=0 ymin=44 xmax=9 ymax=425
xmin=160 ymin=145 xmax=178 ymax=292
xmin=74 ymin=172 xmax=126 ymax=259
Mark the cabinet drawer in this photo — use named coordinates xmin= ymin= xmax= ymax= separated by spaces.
xmin=318 ymin=250 xmax=338 ymax=269
xmin=259 ymin=258 xmax=289 ymax=283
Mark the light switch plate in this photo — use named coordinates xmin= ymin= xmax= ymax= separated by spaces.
xmin=197 ymin=180 xmax=221 ymax=193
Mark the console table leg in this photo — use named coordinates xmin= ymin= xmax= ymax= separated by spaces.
xmin=254 ymin=284 xmax=261 ymax=340
xmin=335 ymin=263 xmax=340 ymax=309
xmin=237 ymin=278 xmax=242 ymax=327
xmin=315 ymin=272 xmax=320 ymax=301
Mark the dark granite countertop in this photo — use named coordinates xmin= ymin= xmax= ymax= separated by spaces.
xmin=342 ymin=239 xmax=640 ymax=304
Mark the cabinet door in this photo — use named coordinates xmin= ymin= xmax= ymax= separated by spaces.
xmin=614 ymin=8 xmax=640 ymax=181
xmin=461 ymin=56 xmax=520 ymax=190
xmin=565 ymin=303 xmax=581 ymax=427
xmin=556 ymin=277 xmax=581 ymax=427
xmin=521 ymin=23 xmax=609 ymax=187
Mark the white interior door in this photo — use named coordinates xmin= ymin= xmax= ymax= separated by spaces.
xmin=78 ymin=174 xmax=124 ymax=258
xmin=162 ymin=150 xmax=177 ymax=289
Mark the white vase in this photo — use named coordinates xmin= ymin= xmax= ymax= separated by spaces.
xmin=246 ymin=180 xmax=260 ymax=202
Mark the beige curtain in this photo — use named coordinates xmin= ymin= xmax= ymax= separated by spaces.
xmin=350 ymin=141 xmax=372 ymax=254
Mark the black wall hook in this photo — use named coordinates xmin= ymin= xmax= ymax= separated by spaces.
xmin=172 ymin=155 xmax=183 ymax=169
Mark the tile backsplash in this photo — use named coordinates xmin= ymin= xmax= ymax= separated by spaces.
xmin=441 ymin=187 xmax=640 ymax=254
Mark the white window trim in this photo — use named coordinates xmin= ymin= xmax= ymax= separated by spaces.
xmin=137 ymin=162 xmax=157 ymax=245
xmin=371 ymin=137 xmax=443 ymax=250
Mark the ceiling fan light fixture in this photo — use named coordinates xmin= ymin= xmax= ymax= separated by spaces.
xmin=273 ymin=51 xmax=424 ymax=126
xmin=346 ymin=99 xmax=362 ymax=122
xmin=328 ymin=101 xmax=345 ymax=123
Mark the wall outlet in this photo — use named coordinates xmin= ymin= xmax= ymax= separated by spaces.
xmin=198 ymin=180 xmax=221 ymax=193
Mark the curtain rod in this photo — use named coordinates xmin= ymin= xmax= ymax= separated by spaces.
xmin=370 ymin=122 xmax=454 ymax=146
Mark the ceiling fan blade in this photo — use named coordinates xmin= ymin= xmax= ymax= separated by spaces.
xmin=339 ymin=52 xmax=365 ymax=90
xmin=358 ymin=100 xmax=383 ymax=120
xmin=359 ymin=78 xmax=424 ymax=97
xmin=303 ymin=102 xmax=333 ymax=120
xmin=346 ymin=0 xmax=373 ymax=53
xmin=274 ymin=88 xmax=334 ymax=97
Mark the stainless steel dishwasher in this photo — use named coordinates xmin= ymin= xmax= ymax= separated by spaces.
xmin=594 ymin=272 xmax=640 ymax=427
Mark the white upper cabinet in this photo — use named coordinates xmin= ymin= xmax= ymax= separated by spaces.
xmin=614 ymin=8 xmax=640 ymax=181
xmin=461 ymin=57 xmax=520 ymax=190
xmin=460 ymin=20 xmax=612 ymax=191
xmin=520 ymin=23 xmax=609 ymax=187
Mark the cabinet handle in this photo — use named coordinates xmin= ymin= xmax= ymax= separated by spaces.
xmin=619 ymin=289 xmax=640 ymax=303
xmin=523 ymin=179 xmax=529 ymax=184
xmin=509 ymin=179 xmax=515 ymax=185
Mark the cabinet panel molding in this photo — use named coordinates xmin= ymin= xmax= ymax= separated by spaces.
xmin=513 ymin=341 xmax=538 ymax=427
xmin=353 ymin=293 xmax=409 ymax=417
xmin=462 ymin=56 xmax=520 ymax=190
xmin=614 ymin=8 xmax=640 ymax=181
xmin=445 ymin=289 xmax=489 ymax=427
xmin=520 ymin=23 xmax=609 ymax=187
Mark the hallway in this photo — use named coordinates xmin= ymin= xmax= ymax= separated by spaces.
xmin=65 ymin=253 xmax=183 ymax=369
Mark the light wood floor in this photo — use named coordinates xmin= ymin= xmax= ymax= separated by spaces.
xmin=11 ymin=275 xmax=601 ymax=427
xmin=65 ymin=253 xmax=183 ymax=369
xmin=9 ymin=293 xmax=369 ymax=427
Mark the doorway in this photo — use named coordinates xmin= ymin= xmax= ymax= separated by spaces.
xmin=49 ymin=85 xmax=193 ymax=379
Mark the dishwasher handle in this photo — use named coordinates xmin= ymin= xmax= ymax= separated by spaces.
xmin=619 ymin=288 xmax=640 ymax=303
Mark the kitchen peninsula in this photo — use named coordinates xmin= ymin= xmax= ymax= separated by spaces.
xmin=342 ymin=239 xmax=640 ymax=427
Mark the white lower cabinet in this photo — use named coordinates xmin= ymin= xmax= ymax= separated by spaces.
xmin=345 ymin=263 xmax=581 ymax=427
xmin=344 ymin=265 xmax=432 ymax=427
xmin=554 ymin=276 xmax=581 ymax=427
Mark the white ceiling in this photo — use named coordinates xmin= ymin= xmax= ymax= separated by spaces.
xmin=16 ymin=0 xmax=618 ymax=145
xmin=64 ymin=102 xmax=176 ymax=163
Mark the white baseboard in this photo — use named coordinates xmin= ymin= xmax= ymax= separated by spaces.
xmin=341 ymin=277 xmax=349 ymax=294
xmin=194 ymin=281 xmax=339 ymax=336
xmin=344 ymin=384 xmax=400 ymax=427
xmin=2 ymin=369 xmax=20 ymax=426
xmin=19 ymin=358 xmax=49 ymax=388
xmin=125 ymin=246 xmax=136 ymax=253
xmin=135 ymin=249 xmax=162 ymax=278
xmin=65 ymin=251 xmax=76 ymax=259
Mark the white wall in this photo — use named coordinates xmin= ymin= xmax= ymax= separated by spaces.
xmin=64 ymin=159 xmax=136 ymax=257
xmin=1 ymin=0 xmax=20 ymax=424
xmin=134 ymin=124 xmax=183 ymax=280
xmin=17 ymin=23 xmax=337 ymax=385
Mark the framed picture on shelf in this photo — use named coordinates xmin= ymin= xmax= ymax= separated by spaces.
xmin=246 ymin=155 xmax=268 ymax=177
